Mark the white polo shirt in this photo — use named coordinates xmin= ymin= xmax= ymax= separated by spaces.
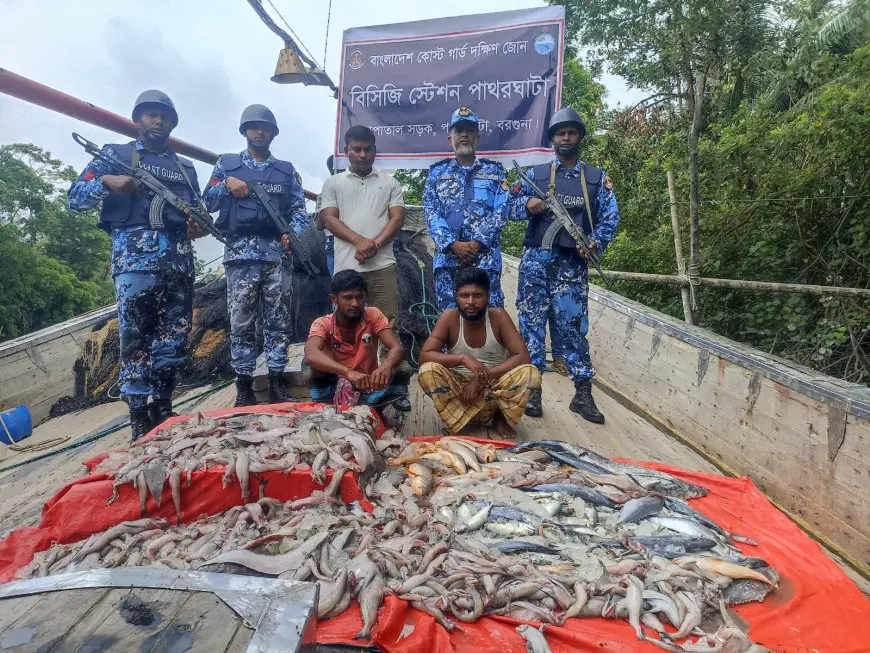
xmin=318 ymin=168 xmax=404 ymax=273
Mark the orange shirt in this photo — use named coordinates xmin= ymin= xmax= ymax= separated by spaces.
xmin=308 ymin=307 xmax=390 ymax=375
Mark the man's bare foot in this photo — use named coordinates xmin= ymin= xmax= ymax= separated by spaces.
xmin=491 ymin=411 xmax=516 ymax=439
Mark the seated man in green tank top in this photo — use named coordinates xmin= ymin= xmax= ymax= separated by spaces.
xmin=418 ymin=267 xmax=542 ymax=438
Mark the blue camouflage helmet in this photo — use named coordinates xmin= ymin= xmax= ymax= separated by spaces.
xmin=448 ymin=106 xmax=480 ymax=130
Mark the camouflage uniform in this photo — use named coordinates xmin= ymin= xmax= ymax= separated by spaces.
xmin=511 ymin=160 xmax=620 ymax=381
xmin=67 ymin=141 xmax=196 ymax=409
xmin=203 ymin=151 xmax=308 ymax=376
xmin=424 ymin=157 xmax=510 ymax=310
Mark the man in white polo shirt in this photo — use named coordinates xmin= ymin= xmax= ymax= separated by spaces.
xmin=319 ymin=126 xmax=406 ymax=325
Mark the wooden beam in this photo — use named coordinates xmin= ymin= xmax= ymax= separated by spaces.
xmin=590 ymin=269 xmax=870 ymax=298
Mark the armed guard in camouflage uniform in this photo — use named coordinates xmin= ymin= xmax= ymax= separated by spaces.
xmin=68 ymin=90 xmax=204 ymax=440
xmin=423 ymin=107 xmax=511 ymax=310
xmin=203 ymin=104 xmax=308 ymax=407
xmin=510 ymin=107 xmax=621 ymax=422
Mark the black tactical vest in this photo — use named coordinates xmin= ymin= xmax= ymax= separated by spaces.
xmin=99 ymin=143 xmax=197 ymax=233
xmin=523 ymin=161 xmax=603 ymax=250
xmin=215 ymin=153 xmax=297 ymax=237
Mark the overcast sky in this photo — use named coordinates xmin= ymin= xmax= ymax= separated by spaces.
xmin=0 ymin=0 xmax=643 ymax=264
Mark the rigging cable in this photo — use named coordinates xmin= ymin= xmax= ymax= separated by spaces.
xmin=264 ymin=0 xmax=323 ymax=69
xmin=323 ymin=0 xmax=333 ymax=72
xmin=246 ymin=0 xmax=319 ymax=69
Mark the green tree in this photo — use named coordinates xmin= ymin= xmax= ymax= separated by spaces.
xmin=551 ymin=0 xmax=777 ymax=322
xmin=0 ymin=224 xmax=98 ymax=340
xmin=0 ymin=143 xmax=110 ymax=283
xmin=0 ymin=144 xmax=113 ymax=341
xmin=583 ymin=37 xmax=870 ymax=384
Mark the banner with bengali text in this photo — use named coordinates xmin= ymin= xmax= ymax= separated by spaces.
xmin=334 ymin=6 xmax=565 ymax=170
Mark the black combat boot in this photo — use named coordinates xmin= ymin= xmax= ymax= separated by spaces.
xmin=150 ymin=398 xmax=176 ymax=428
xmin=268 ymin=370 xmax=297 ymax=404
xmin=569 ymin=379 xmax=605 ymax=423
xmin=234 ymin=374 xmax=257 ymax=407
xmin=129 ymin=406 xmax=153 ymax=442
xmin=525 ymin=387 xmax=543 ymax=418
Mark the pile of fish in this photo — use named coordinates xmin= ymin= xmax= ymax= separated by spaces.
xmin=24 ymin=427 xmax=777 ymax=651
xmin=93 ymin=406 xmax=384 ymax=523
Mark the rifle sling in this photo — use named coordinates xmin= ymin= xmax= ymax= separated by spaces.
xmin=548 ymin=161 xmax=557 ymax=197
xmin=579 ymin=165 xmax=595 ymax=237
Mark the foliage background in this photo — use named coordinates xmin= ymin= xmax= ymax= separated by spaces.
xmin=0 ymin=144 xmax=113 ymax=341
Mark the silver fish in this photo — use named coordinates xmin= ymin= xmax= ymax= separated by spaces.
xmin=516 ymin=624 xmax=553 ymax=653
xmin=354 ymin=572 xmax=385 ymax=640
xmin=617 ymin=496 xmax=663 ymax=524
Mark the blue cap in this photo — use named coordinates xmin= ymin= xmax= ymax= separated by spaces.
xmin=448 ymin=106 xmax=480 ymax=129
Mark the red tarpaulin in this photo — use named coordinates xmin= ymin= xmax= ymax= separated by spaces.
xmin=0 ymin=407 xmax=868 ymax=652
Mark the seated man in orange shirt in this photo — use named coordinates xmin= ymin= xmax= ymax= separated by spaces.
xmin=304 ymin=269 xmax=412 ymax=414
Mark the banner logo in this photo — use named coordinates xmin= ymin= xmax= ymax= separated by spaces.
xmin=348 ymin=49 xmax=365 ymax=71
xmin=534 ymin=32 xmax=556 ymax=55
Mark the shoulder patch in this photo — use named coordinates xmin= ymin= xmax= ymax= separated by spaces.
xmin=603 ymin=175 xmax=613 ymax=190
xmin=296 ymin=171 xmax=302 ymax=185
xmin=429 ymin=157 xmax=453 ymax=170
xmin=478 ymin=157 xmax=503 ymax=169
xmin=501 ymin=179 xmax=510 ymax=191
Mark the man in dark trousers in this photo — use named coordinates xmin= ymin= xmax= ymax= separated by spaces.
xmin=68 ymin=90 xmax=204 ymax=440
xmin=511 ymin=107 xmax=621 ymax=423
xmin=203 ymin=104 xmax=309 ymax=406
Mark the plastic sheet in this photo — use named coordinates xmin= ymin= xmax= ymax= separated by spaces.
xmin=1 ymin=423 xmax=868 ymax=651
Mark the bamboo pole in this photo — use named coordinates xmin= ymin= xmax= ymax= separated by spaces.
xmin=667 ymin=171 xmax=695 ymax=325
xmin=589 ymin=269 xmax=870 ymax=298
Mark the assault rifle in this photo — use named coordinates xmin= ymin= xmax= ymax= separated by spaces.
xmin=511 ymin=159 xmax=609 ymax=284
xmin=248 ymin=181 xmax=320 ymax=276
xmin=72 ymin=132 xmax=229 ymax=247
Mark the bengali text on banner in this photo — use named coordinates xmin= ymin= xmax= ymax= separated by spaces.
xmin=333 ymin=6 xmax=565 ymax=170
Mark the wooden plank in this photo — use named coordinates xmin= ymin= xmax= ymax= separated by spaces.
xmin=0 ymin=588 xmax=110 ymax=650
xmin=76 ymin=588 xmax=191 ymax=651
xmin=223 ymin=622 xmax=254 ymax=653
xmin=407 ymin=368 xmax=718 ymax=474
xmin=147 ymin=591 xmax=241 ymax=653
xmin=0 ymin=401 xmax=128 ymax=470
xmin=56 ymin=587 xmax=134 ymax=652
xmin=0 ymin=305 xmax=114 ymax=356
xmin=0 ymin=335 xmax=84 ymax=387
xmin=590 ymin=300 xmax=870 ymax=571
xmin=840 ymin=418 xmax=869 ymax=461
xmin=601 ymin=344 xmax=867 ymax=496
xmin=0 ymin=593 xmax=47 ymax=634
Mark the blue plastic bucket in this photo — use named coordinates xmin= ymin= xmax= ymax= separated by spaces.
xmin=0 ymin=405 xmax=32 ymax=445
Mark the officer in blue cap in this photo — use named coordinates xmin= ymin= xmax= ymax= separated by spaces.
xmin=423 ymin=106 xmax=511 ymax=310
xmin=510 ymin=107 xmax=621 ymax=423
xmin=68 ymin=90 xmax=205 ymax=441
xmin=203 ymin=104 xmax=309 ymax=407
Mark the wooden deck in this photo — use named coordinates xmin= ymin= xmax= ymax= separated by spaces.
xmin=0 ymin=586 xmax=253 ymax=652
xmin=406 ymin=368 xmax=719 ymax=473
